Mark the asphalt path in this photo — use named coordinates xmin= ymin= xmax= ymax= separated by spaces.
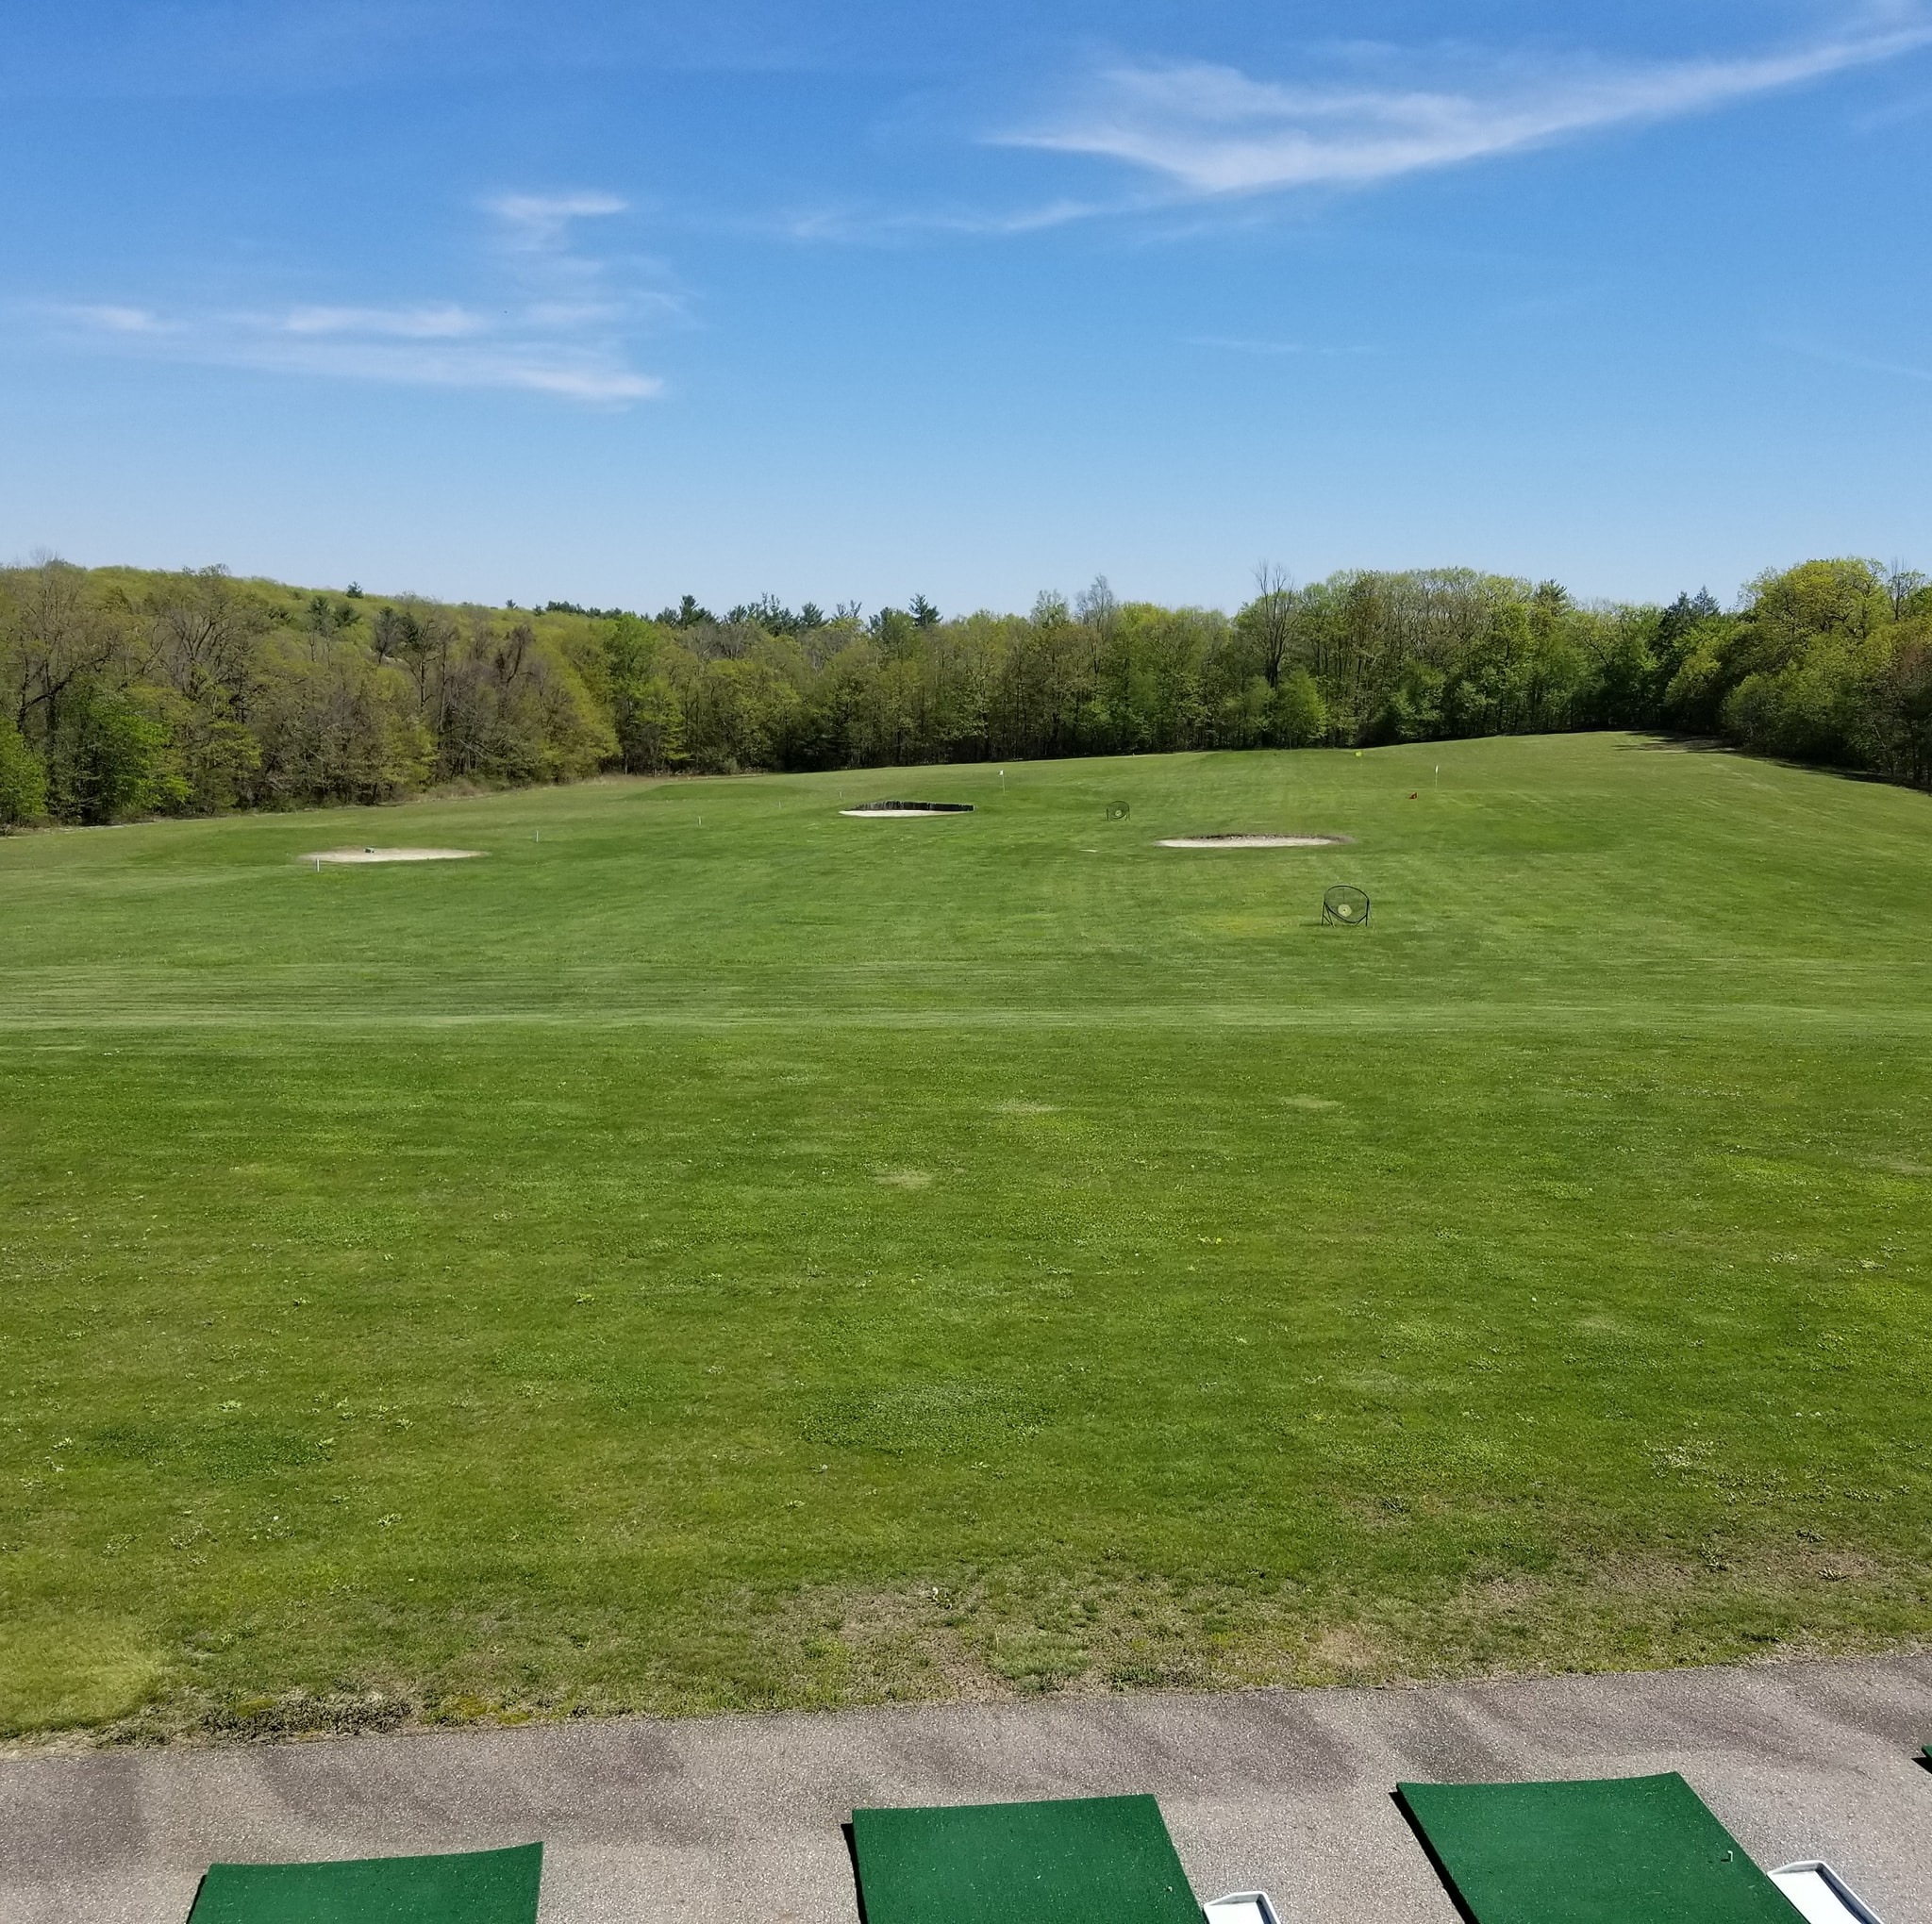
xmin=3 ymin=1655 xmax=1929 ymax=1923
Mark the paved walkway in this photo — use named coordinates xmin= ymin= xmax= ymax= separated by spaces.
xmin=4 ymin=1655 xmax=1929 ymax=1923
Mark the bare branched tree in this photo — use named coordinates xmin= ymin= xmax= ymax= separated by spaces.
xmin=1886 ymin=560 xmax=1928 ymax=619
xmin=1247 ymin=562 xmax=1295 ymax=688
xmin=142 ymin=567 xmax=268 ymax=714
xmin=1075 ymin=574 xmax=1121 ymax=639
xmin=2 ymin=556 xmax=124 ymax=740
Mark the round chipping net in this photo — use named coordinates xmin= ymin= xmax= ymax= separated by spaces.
xmin=1323 ymin=885 xmax=1372 ymax=925
xmin=1105 ymin=800 xmax=1131 ymax=821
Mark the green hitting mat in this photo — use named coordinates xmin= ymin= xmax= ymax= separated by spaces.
xmin=185 ymin=1842 xmax=541 ymax=1923
xmin=850 ymin=1794 xmax=1202 ymax=1924
xmin=1397 ymin=1773 xmax=1798 ymax=1924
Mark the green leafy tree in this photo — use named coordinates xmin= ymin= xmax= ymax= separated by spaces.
xmin=1374 ymin=660 xmax=1444 ymax=742
xmin=1702 ymin=560 xmax=1894 ymax=767
xmin=1574 ymin=607 xmax=1660 ymax=727
xmin=1737 ymin=559 xmax=1889 ymax=675
xmin=602 ymin=616 xmax=681 ymax=772
xmin=247 ymin=638 xmax=430 ymax=804
xmin=0 ymin=717 xmax=47 ymax=827
xmin=44 ymin=682 xmax=184 ymax=823
xmin=1272 ymin=665 xmax=1328 ymax=745
xmin=13 ymin=552 xmax=1932 ymax=818
xmin=1875 ymin=636 xmax=1932 ymax=785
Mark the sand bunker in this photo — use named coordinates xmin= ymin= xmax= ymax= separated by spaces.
xmin=1158 ymin=834 xmax=1350 ymax=849
xmin=840 ymin=801 xmax=974 ymax=818
xmin=302 ymin=847 xmax=486 ymax=865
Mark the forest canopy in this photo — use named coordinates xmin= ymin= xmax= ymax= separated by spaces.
xmin=4 ymin=556 xmax=1930 ymax=828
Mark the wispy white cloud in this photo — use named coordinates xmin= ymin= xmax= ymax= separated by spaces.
xmin=1004 ymin=15 xmax=1932 ymax=198
xmin=778 ymin=196 xmax=1114 ymax=243
xmin=238 ymin=333 xmax=658 ymax=402
xmin=1187 ymin=335 xmax=1380 ymax=358
xmin=1779 ymin=336 xmax=1932 ymax=384
xmin=1189 ymin=336 xmax=1305 ymax=356
xmin=38 ymin=192 xmax=670 ymax=405
xmin=52 ymin=304 xmax=662 ymax=401
xmin=279 ymin=303 xmax=484 ymax=339
xmin=490 ymin=190 xmax=629 ymax=250
xmin=59 ymin=303 xmax=172 ymax=334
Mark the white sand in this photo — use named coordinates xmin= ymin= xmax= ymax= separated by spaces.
xmin=839 ymin=806 xmax=972 ymax=819
xmin=1158 ymin=834 xmax=1348 ymax=849
xmin=301 ymin=848 xmax=486 ymax=865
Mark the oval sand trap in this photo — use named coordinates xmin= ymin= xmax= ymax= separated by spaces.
xmin=840 ymin=801 xmax=974 ymax=818
xmin=1158 ymin=834 xmax=1350 ymax=849
xmin=302 ymin=847 xmax=486 ymax=864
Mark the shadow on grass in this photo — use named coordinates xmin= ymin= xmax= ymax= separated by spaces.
xmin=1619 ymin=729 xmax=1925 ymax=790
xmin=1619 ymin=733 xmax=1738 ymax=755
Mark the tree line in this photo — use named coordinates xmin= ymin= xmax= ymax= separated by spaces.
xmin=4 ymin=555 xmax=1930 ymax=828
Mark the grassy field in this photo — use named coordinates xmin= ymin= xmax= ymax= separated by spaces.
xmin=3 ymin=735 xmax=1931 ymax=1742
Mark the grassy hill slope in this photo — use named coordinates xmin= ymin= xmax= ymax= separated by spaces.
xmin=2 ymin=734 xmax=1928 ymax=1739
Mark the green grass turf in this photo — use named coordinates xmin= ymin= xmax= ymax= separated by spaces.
xmin=1396 ymin=1773 xmax=1795 ymax=1924
xmin=850 ymin=1795 xmax=1200 ymax=1924
xmin=3 ymin=735 xmax=1931 ymax=1739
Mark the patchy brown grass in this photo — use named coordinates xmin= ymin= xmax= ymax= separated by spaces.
xmin=10 ymin=1537 xmax=1927 ymax=1755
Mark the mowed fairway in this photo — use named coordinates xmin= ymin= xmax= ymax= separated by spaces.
xmin=4 ymin=735 xmax=1931 ymax=1741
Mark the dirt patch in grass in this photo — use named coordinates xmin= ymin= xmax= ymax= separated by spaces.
xmin=734 ymin=1546 xmax=1932 ymax=1707
xmin=1309 ymin=1625 xmax=1391 ymax=1682
xmin=23 ymin=1538 xmax=1930 ymax=1752
xmin=775 ymin=1542 xmax=1932 ymax=1706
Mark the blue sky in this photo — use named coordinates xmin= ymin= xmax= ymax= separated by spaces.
xmin=5 ymin=0 xmax=1932 ymax=614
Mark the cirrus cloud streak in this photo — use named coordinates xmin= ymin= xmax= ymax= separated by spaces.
xmin=37 ymin=193 xmax=668 ymax=406
xmin=1004 ymin=18 xmax=1932 ymax=198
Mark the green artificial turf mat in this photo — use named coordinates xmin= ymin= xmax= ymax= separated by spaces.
xmin=1396 ymin=1773 xmax=1797 ymax=1924
xmin=850 ymin=1794 xmax=1201 ymax=1924
xmin=185 ymin=1842 xmax=541 ymax=1923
